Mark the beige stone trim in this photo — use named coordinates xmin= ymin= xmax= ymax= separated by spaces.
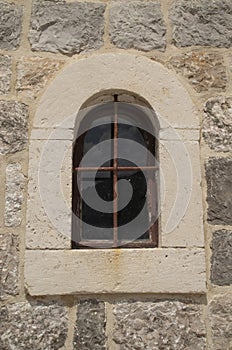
xmin=34 ymin=53 xmax=199 ymax=129
xmin=25 ymin=248 xmax=206 ymax=295
xmin=160 ymin=141 xmax=204 ymax=247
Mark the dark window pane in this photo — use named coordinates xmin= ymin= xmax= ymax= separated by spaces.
xmin=81 ymin=123 xmax=114 ymax=167
xmin=117 ymin=168 xmax=149 ymax=241
xmin=80 ymin=171 xmax=113 ymax=240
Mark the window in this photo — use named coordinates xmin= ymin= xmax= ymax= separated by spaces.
xmin=25 ymin=53 xmax=205 ymax=296
xmin=72 ymin=96 xmax=159 ymax=248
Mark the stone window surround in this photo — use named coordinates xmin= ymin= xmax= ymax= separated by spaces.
xmin=25 ymin=53 xmax=206 ymax=296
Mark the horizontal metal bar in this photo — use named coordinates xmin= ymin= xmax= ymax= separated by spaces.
xmin=74 ymin=166 xmax=158 ymax=172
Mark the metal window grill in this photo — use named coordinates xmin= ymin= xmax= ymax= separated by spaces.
xmin=72 ymin=97 xmax=158 ymax=248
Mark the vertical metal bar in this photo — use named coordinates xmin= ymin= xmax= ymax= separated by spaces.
xmin=113 ymin=95 xmax=118 ymax=247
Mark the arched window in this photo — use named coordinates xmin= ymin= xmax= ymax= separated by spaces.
xmin=25 ymin=54 xmax=205 ymax=296
xmin=72 ymin=96 xmax=159 ymax=248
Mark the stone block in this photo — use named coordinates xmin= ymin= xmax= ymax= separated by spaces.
xmin=0 ymin=55 xmax=12 ymax=94
xmin=203 ymin=96 xmax=232 ymax=152
xmin=0 ymin=233 xmax=19 ymax=300
xmin=210 ymin=230 xmax=232 ymax=286
xmin=169 ymin=52 xmax=226 ymax=92
xmin=25 ymin=248 xmax=206 ymax=295
xmin=0 ymin=1 xmax=23 ymax=50
xmin=16 ymin=57 xmax=64 ymax=99
xmin=170 ymin=0 xmax=232 ymax=48
xmin=0 ymin=100 xmax=28 ymax=154
xmin=205 ymin=158 xmax=232 ymax=225
xmin=29 ymin=0 xmax=105 ymax=54
xmin=5 ymin=163 xmax=25 ymax=227
xmin=73 ymin=300 xmax=106 ymax=350
xmin=113 ymin=300 xmax=206 ymax=349
xmin=0 ymin=301 xmax=68 ymax=349
xmin=109 ymin=2 xmax=166 ymax=52
xmin=26 ymin=140 xmax=71 ymax=249
xmin=160 ymin=141 xmax=204 ymax=247
xmin=209 ymin=294 xmax=232 ymax=350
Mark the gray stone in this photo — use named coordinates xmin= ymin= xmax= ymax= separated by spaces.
xmin=113 ymin=300 xmax=206 ymax=349
xmin=0 ymin=233 xmax=19 ymax=300
xmin=73 ymin=299 xmax=106 ymax=350
xmin=4 ymin=163 xmax=25 ymax=227
xmin=0 ymin=301 xmax=68 ymax=349
xmin=210 ymin=230 xmax=232 ymax=286
xmin=169 ymin=52 xmax=227 ymax=92
xmin=16 ymin=57 xmax=64 ymax=99
xmin=0 ymin=1 xmax=23 ymax=50
xmin=29 ymin=0 xmax=105 ymax=54
xmin=170 ymin=0 xmax=232 ymax=48
xmin=203 ymin=97 xmax=232 ymax=152
xmin=205 ymin=158 xmax=232 ymax=225
xmin=0 ymin=55 xmax=12 ymax=94
xmin=0 ymin=100 xmax=28 ymax=154
xmin=109 ymin=2 xmax=166 ymax=52
xmin=209 ymin=294 xmax=232 ymax=350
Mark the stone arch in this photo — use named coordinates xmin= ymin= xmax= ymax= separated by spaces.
xmin=33 ymin=53 xmax=199 ymax=131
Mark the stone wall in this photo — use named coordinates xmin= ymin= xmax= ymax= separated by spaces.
xmin=0 ymin=0 xmax=231 ymax=349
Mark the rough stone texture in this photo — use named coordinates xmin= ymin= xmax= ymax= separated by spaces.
xmin=29 ymin=0 xmax=105 ymax=54
xmin=16 ymin=57 xmax=65 ymax=99
xmin=209 ymin=294 xmax=232 ymax=350
xmin=0 ymin=55 xmax=12 ymax=94
xmin=0 ymin=1 xmax=23 ymax=50
xmin=0 ymin=100 xmax=28 ymax=154
xmin=169 ymin=52 xmax=227 ymax=92
xmin=113 ymin=301 xmax=206 ymax=349
xmin=170 ymin=0 xmax=232 ymax=48
xmin=109 ymin=2 xmax=166 ymax=52
xmin=0 ymin=233 xmax=19 ymax=300
xmin=203 ymin=97 xmax=232 ymax=152
xmin=0 ymin=301 xmax=68 ymax=349
xmin=205 ymin=158 xmax=232 ymax=225
xmin=5 ymin=163 xmax=25 ymax=227
xmin=73 ymin=300 xmax=106 ymax=350
xmin=210 ymin=230 xmax=232 ymax=286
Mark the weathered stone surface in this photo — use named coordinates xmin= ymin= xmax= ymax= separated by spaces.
xmin=5 ymin=163 xmax=25 ymax=227
xmin=0 ymin=233 xmax=19 ymax=300
xmin=0 ymin=100 xmax=28 ymax=154
xmin=16 ymin=57 xmax=64 ymax=99
xmin=203 ymin=97 xmax=232 ymax=152
xmin=25 ymin=249 xmax=206 ymax=295
xmin=169 ymin=52 xmax=226 ymax=92
xmin=205 ymin=158 xmax=232 ymax=225
xmin=29 ymin=1 xmax=105 ymax=54
xmin=170 ymin=0 xmax=232 ymax=48
xmin=109 ymin=2 xmax=166 ymax=51
xmin=0 ymin=301 xmax=68 ymax=349
xmin=0 ymin=1 xmax=23 ymax=50
xmin=209 ymin=294 xmax=232 ymax=350
xmin=210 ymin=230 xmax=232 ymax=286
xmin=73 ymin=300 xmax=106 ymax=350
xmin=0 ymin=55 xmax=12 ymax=94
xmin=113 ymin=301 xmax=206 ymax=349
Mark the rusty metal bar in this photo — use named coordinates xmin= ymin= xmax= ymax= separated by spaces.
xmin=113 ymin=96 xmax=118 ymax=247
xmin=74 ymin=166 xmax=158 ymax=172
